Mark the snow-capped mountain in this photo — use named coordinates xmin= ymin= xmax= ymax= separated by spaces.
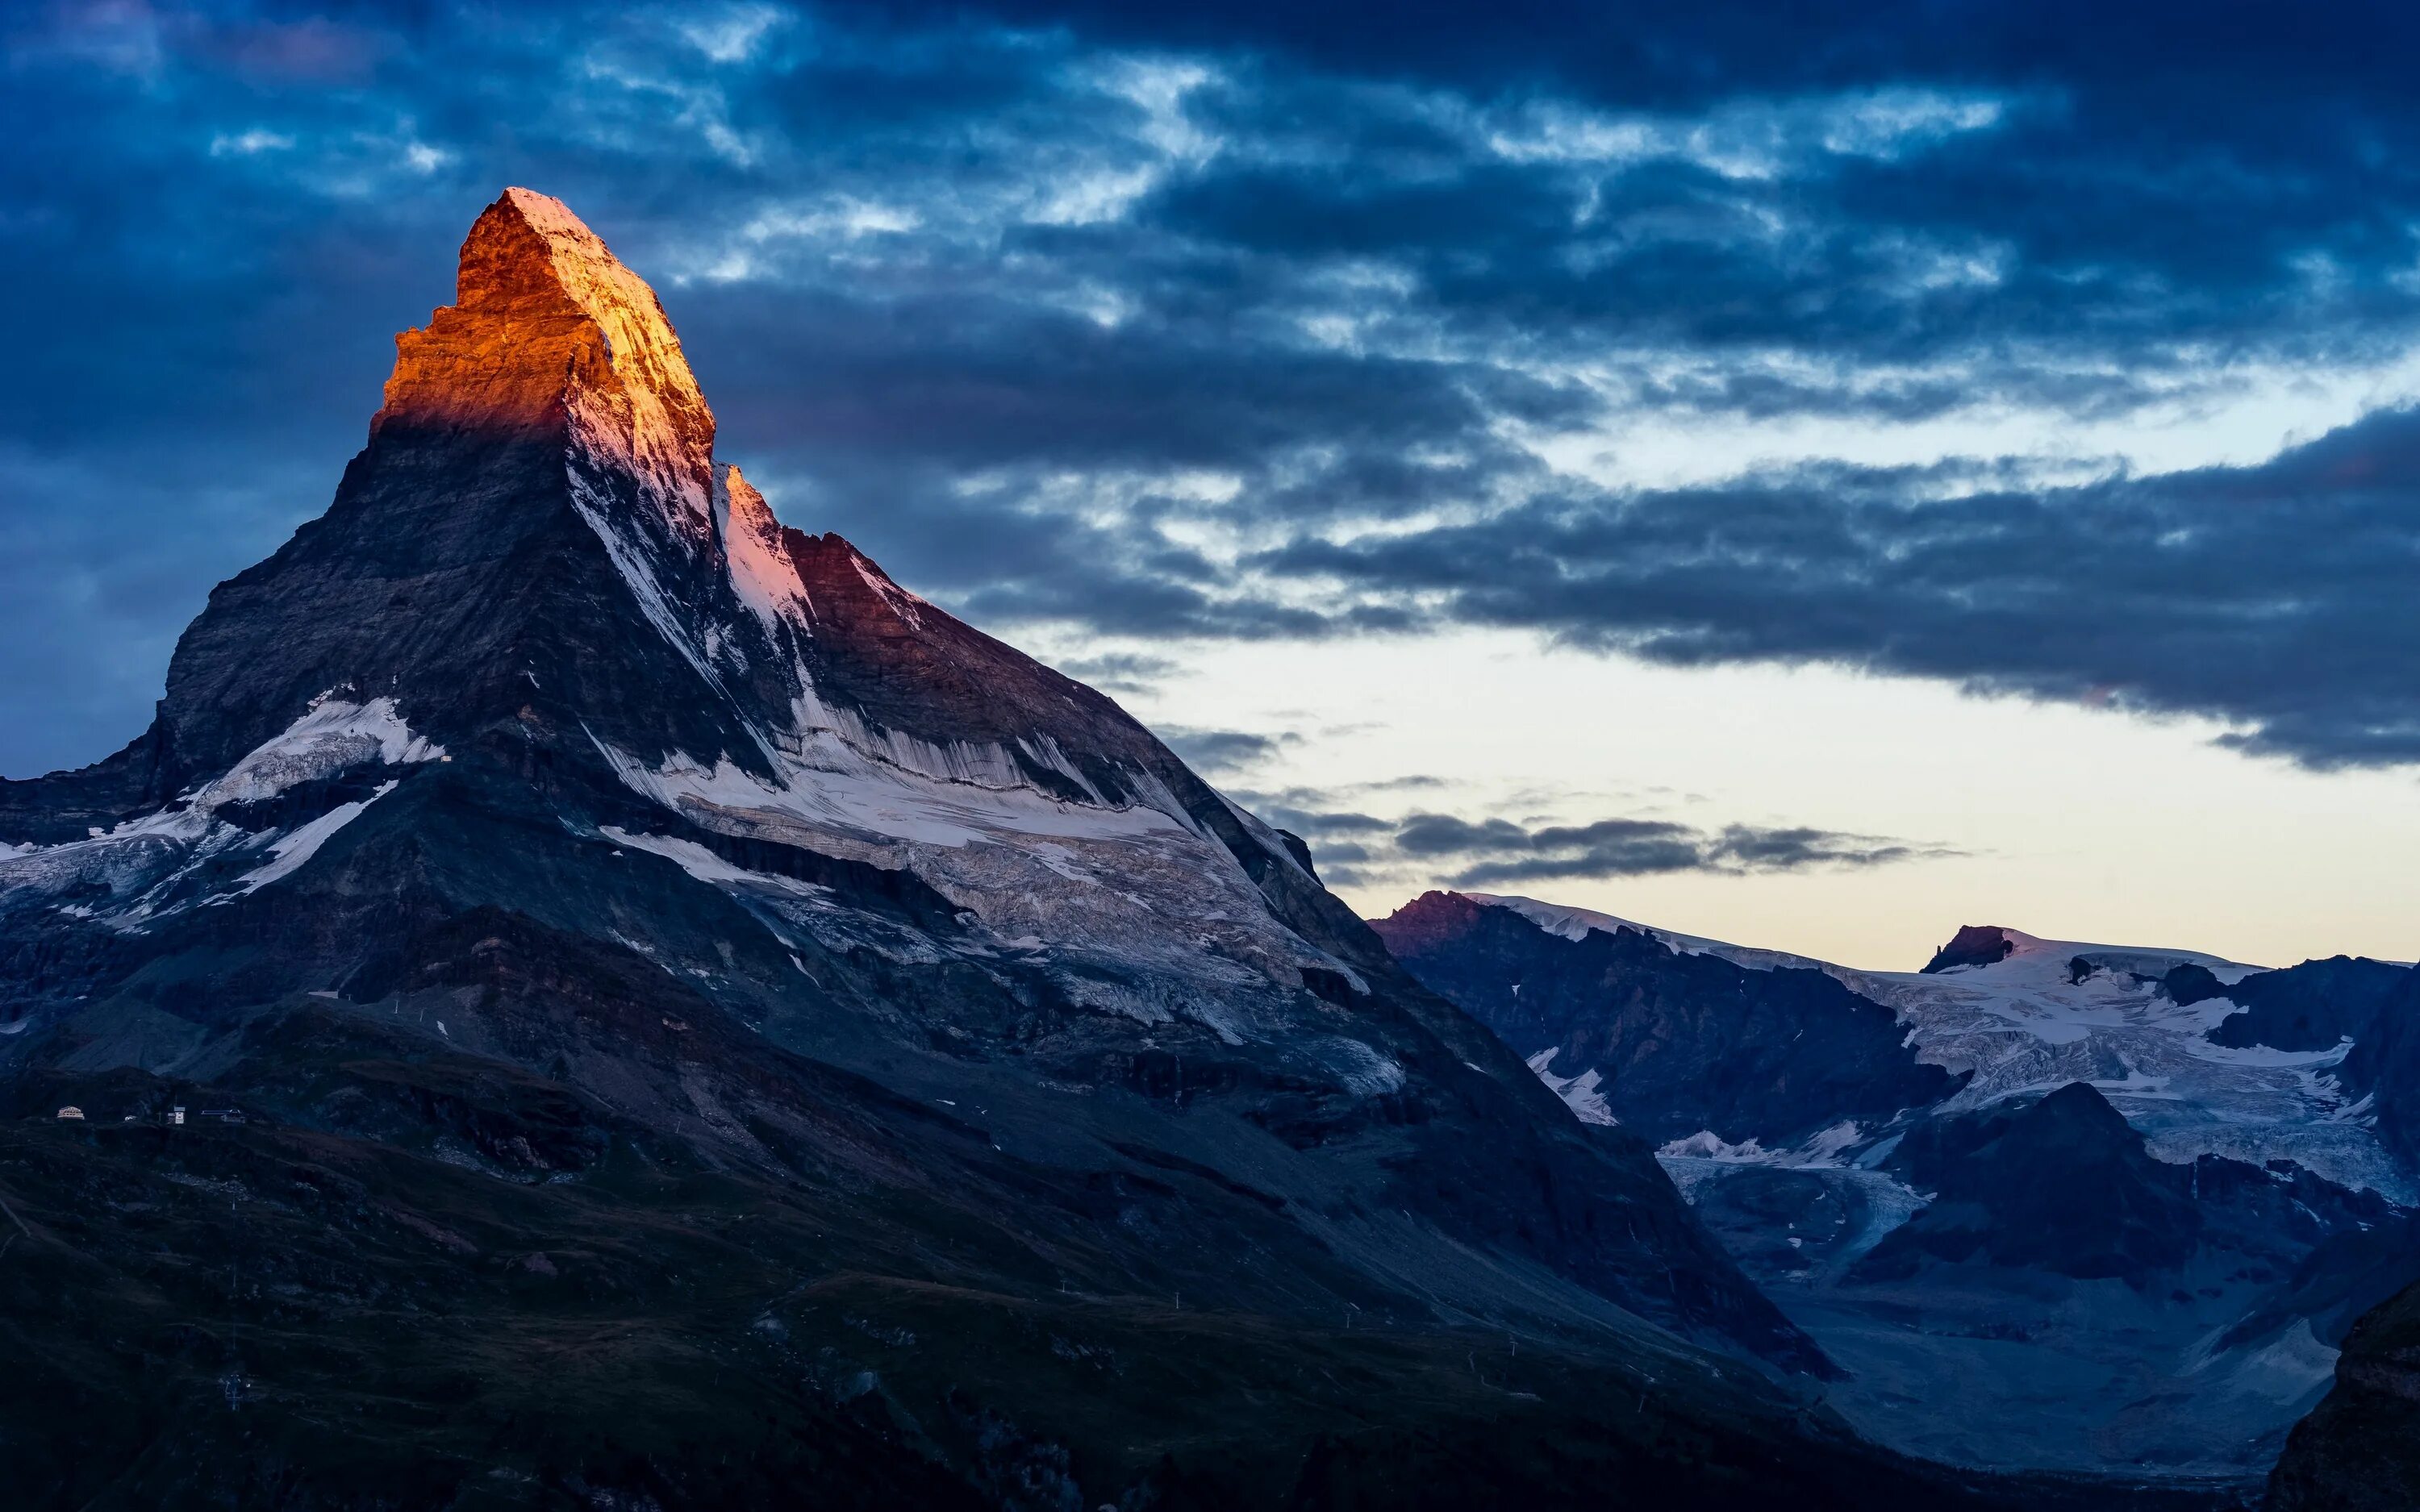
xmin=1392 ymin=894 xmax=2410 ymax=1202
xmin=1838 ymin=926 xmax=2408 ymax=1202
xmin=0 ymin=191 xmax=2088 ymax=1511
xmin=1372 ymin=890 xmax=2420 ymax=1481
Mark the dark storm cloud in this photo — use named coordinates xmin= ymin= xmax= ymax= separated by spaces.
xmin=1245 ymin=407 xmax=2420 ymax=768
xmin=7 ymin=0 xmax=2420 ymax=775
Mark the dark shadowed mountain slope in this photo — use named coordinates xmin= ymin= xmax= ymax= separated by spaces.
xmin=1855 ymin=1083 xmax=2388 ymax=1289
xmin=1372 ymin=889 xmax=1957 ymax=1148
xmin=2334 ymin=969 xmax=2420 ymax=1175
xmin=2266 ymin=1278 xmax=2420 ymax=1512
xmin=1857 ymin=1082 xmax=2200 ymax=1285
xmin=2217 ymin=1209 xmax=2420 ymax=1357
xmin=2180 ymin=956 xmax=2412 ymax=1054
xmin=0 ymin=189 xmax=2080 ymax=1510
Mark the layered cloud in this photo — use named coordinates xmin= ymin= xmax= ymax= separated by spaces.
xmin=1226 ymin=785 xmax=1955 ymax=892
xmin=6 ymin=1 xmax=2420 ymax=777
xmin=1389 ymin=812 xmax=1952 ymax=887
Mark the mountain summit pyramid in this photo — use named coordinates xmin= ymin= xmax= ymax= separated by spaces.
xmin=0 ymin=190 xmax=2101 ymax=1510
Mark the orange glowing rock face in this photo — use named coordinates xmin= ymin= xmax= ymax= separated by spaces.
xmin=716 ymin=461 xmax=812 ymax=630
xmin=373 ymin=188 xmax=717 ymax=519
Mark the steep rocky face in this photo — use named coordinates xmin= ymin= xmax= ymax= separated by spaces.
xmin=2267 ymin=1278 xmax=2420 ymax=1512
xmin=2332 ymin=969 xmax=2420 ymax=1173
xmin=1922 ymin=924 xmax=2018 ymax=974
xmin=81 ymin=190 xmax=770 ymax=820
xmin=381 ymin=185 xmax=716 ymax=476
xmin=1372 ymin=889 xmax=1956 ymax=1148
xmin=0 ymin=190 xmax=1904 ymax=1508
xmin=1867 ymin=1081 xmax=2199 ymax=1283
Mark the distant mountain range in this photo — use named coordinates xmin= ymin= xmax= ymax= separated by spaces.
xmin=1375 ymin=889 xmax=2420 ymax=1497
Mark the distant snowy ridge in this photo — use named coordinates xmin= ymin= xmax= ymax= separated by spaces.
xmin=1465 ymin=895 xmax=2413 ymax=1200
xmin=1658 ymin=1120 xmax=1867 ymax=1168
xmin=1468 ymin=893 xmax=1835 ymax=974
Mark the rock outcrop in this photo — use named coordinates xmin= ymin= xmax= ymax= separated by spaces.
xmin=2268 ymin=1279 xmax=2420 ymax=1511
xmin=1921 ymin=924 xmax=2018 ymax=975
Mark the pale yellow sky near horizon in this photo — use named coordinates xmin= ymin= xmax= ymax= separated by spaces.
xmin=1068 ymin=626 xmax=2420 ymax=974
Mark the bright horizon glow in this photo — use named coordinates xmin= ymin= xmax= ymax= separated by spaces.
xmin=1045 ymin=624 xmax=2420 ymax=973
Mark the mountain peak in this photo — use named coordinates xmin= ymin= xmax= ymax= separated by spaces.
xmin=378 ymin=188 xmax=714 ymax=518
xmin=476 ymin=189 xmax=708 ymax=428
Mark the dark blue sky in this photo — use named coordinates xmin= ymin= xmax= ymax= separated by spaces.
xmin=7 ymin=0 xmax=2420 ymax=795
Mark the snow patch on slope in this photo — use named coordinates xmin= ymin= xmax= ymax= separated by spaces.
xmin=196 ymin=695 xmax=444 ymax=808
xmin=600 ymin=825 xmax=828 ymax=898
xmin=1526 ymin=1047 xmax=1617 ymax=1126
xmin=781 ymin=685 xmax=1122 ymax=809
xmin=1321 ymin=1036 xmax=1408 ymax=1096
xmin=599 ymin=739 xmax=1178 ymax=852
xmin=568 ymin=464 xmax=729 ymax=695
xmin=1659 ymin=1120 xmax=1865 ymax=1167
xmin=236 ymin=781 xmax=398 ymax=891
xmin=592 ymin=706 xmax=1380 ymax=1057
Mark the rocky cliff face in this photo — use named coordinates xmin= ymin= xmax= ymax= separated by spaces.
xmin=1922 ymin=924 xmax=2020 ymax=974
xmin=2187 ymin=956 xmax=2410 ymax=1054
xmin=0 ymin=190 xmax=1965 ymax=1510
xmin=2336 ymin=969 xmax=2420 ymax=1174
xmin=1855 ymin=1082 xmax=2201 ymax=1284
xmin=2267 ymin=1279 xmax=2420 ymax=1512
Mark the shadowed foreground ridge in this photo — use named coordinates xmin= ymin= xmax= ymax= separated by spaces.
xmin=0 ymin=188 xmax=2216 ymax=1510
xmin=2268 ymin=1277 xmax=2420 ymax=1511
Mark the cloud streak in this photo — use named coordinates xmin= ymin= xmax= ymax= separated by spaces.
xmin=1393 ymin=812 xmax=1955 ymax=886
xmin=1232 ymin=410 xmax=2420 ymax=768
xmin=1231 ymin=791 xmax=1955 ymax=890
